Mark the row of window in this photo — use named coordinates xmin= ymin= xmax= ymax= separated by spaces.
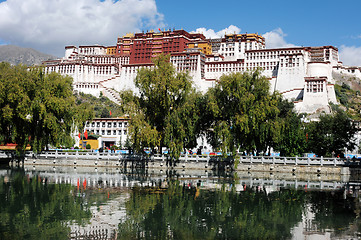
xmin=119 ymin=58 xmax=129 ymax=64
xmin=86 ymin=122 xmax=128 ymax=128
xmin=124 ymin=66 xmax=153 ymax=73
xmin=75 ymin=84 xmax=99 ymax=89
xmin=176 ymin=67 xmax=198 ymax=71
xmin=133 ymin=39 xmax=180 ymax=44
xmin=280 ymin=58 xmax=300 ymax=63
xmin=87 ymin=129 xmax=127 ymax=136
xmin=248 ymin=50 xmax=302 ymax=56
xmin=247 ymin=55 xmax=281 ymax=60
xmin=87 ymin=57 xmax=114 ymax=64
xmin=207 ymin=66 xmax=277 ymax=73
xmin=306 ymin=81 xmax=324 ymax=93
xmin=171 ymin=59 xmax=198 ymax=63
xmin=223 ymin=53 xmax=235 ymax=57
xmin=53 ymin=64 xmax=116 ymax=75
xmin=79 ymin=48 xmax=101 ymax=54
xmin=280 ymin=63 xmax=300 ymax=68
xmin=221 ymin=48 xmax=235 ymax=52
xmin=171 ymin=55 xmax=199 ymax=60
xmin=133 ymin=45 xmax=181 ymax=52
xmin=207 ymin=60 xmax=278 ymax=69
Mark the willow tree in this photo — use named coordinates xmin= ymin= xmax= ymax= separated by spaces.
xmin=122 ymin=54 xmax=199 ymax=161
xmin=203 ymin=70 xmax=280 ymax=155
xmin=0 ymin=62 xmax=91 ymax=153
xmin=273 ymin=99 xmax=307 ymax=157
xmin=0 ymin=62 xmax=32 ymax=151
xmin=305 ymin=109 xmax=357 ymax=157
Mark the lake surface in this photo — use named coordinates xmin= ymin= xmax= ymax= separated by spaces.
xmin=1 ymin=165 xmax=361 ymax=239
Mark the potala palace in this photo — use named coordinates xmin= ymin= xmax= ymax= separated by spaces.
xmin=43 ymin=29 xmax=361 ymax=114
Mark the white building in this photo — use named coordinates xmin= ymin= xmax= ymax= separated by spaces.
xmin=77 ymin=117 xmax=130 ymax=149
xmin=44 ymin=45 xmax=127 ymax=103
xmin=43 ymin=30 xmax=360 ymax=114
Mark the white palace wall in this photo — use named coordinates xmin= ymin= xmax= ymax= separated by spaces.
xmin=307 ymin=62 xmax=333 ymax=82
xmin=43 ymin=43 xmax=357 ymax=115
xmin=118 ymin=66 xmax=139 ymax=92
xmin=333 ymin=66 xmax=361 ymax=79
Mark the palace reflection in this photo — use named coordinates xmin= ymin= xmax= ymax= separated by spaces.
xmin=1 ymin=166 xmax=361 ymax=239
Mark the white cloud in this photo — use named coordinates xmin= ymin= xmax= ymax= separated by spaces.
xmin=0 ymin=0 xmax=164 ymax=56
xmin=192 ymin=25 xmax=241 ymax=39
xmin=339 ymin=45 xmax=361 ymax=66
xmin=262 ymin=28 xmax=296 ymax=49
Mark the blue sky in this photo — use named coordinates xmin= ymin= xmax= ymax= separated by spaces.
xmin=0 ymin=0 xmax=360 ymax=65
xmin=158 ymin=0 xmax=361 ymax=47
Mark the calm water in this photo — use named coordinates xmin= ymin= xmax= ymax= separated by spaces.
xmin=1 ymin=166 xmax=361 ymax=240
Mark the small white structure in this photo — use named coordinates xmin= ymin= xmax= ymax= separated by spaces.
xmin=82 ymin=117 xmax=130 ymax=148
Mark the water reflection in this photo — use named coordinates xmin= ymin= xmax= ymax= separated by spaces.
xmin=0 ymin=166 xmax=361 ymax=239
xmin=0 ymin=169 xmax=91 ymax=240
xmin=118 ymin=182 xmax=359 ymax=240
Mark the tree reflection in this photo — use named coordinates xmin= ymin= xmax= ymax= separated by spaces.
xmin=309 ymin=191 xmax=356 ymax=234
xmin=0 ymin=171 xmax=91 ymax=240
xmin=118 ymin=181 xmax=306 ymax=239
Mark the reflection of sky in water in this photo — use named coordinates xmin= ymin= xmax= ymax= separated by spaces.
xmin=68 ymin=195 xmax=129 ymax=239
xmin=292 ymin=204 xmax=330 ymax=240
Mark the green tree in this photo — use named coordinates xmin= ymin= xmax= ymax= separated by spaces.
xmin=72 ymin=100 xmax=94 ymax=138
xmin=203 ymin=70 xmax=280 ymax=156
xmin=121 ymin=54 xmax=200 ymax=161
xmin=306 ymin=109 xmax=357 ymax=157
xmin=0 ymin=63 xmax=32 ymax=150
xmin=273 ymin=99 xmax=307 ymax=157
xmin=27 ymin=67 xmax=76 ymax=152
xmin=0 ymin=62 xmax=93 ymax=153
xmin=128 ymin=111 xmax=160 ymax=153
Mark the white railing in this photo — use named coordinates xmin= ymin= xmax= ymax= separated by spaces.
xmin=39 ymin=151 xmax=123 ymax=160
xmin=239 ymin=156 xmax=344 ymax=166
xmin=28 ymin=151 xmax=347 ymax=166
xmin=152 ymin=154 xmax=210 ymax=162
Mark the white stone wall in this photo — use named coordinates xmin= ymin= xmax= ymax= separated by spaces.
xmin=333 ymin=66 xmax=361 ymax=79
xmin=204 ymin=61 xmax=245 ymax=81
xmin=78 ymin=46 xmax=107 ymax=55
xmin=74 ymin=82 xmax=101 ymax=97
xmin=118 ymin=65 xmax=142 ymax=92
xmin=327 ymin=84 xmax=337 ymax=104
xmin=307 ymin=62 xmax=333 ymax=82
xmin=301 ymin=80 xmax=330 ymax=113
xmin=44 ymin=43 xmax=357 ymax=115
xmin=65 ymin=47 xmax=77 ymax=59
xmin=44 ymin=46 xmax=128 ymax=99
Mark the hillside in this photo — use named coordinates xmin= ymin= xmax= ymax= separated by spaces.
xmin=332 ymin=71 xmax=361 ymax=120
xmin=75 ymin=92 xmax=125 ymax=118
xmin=0 ymin=45 xmax=56 ymax=66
